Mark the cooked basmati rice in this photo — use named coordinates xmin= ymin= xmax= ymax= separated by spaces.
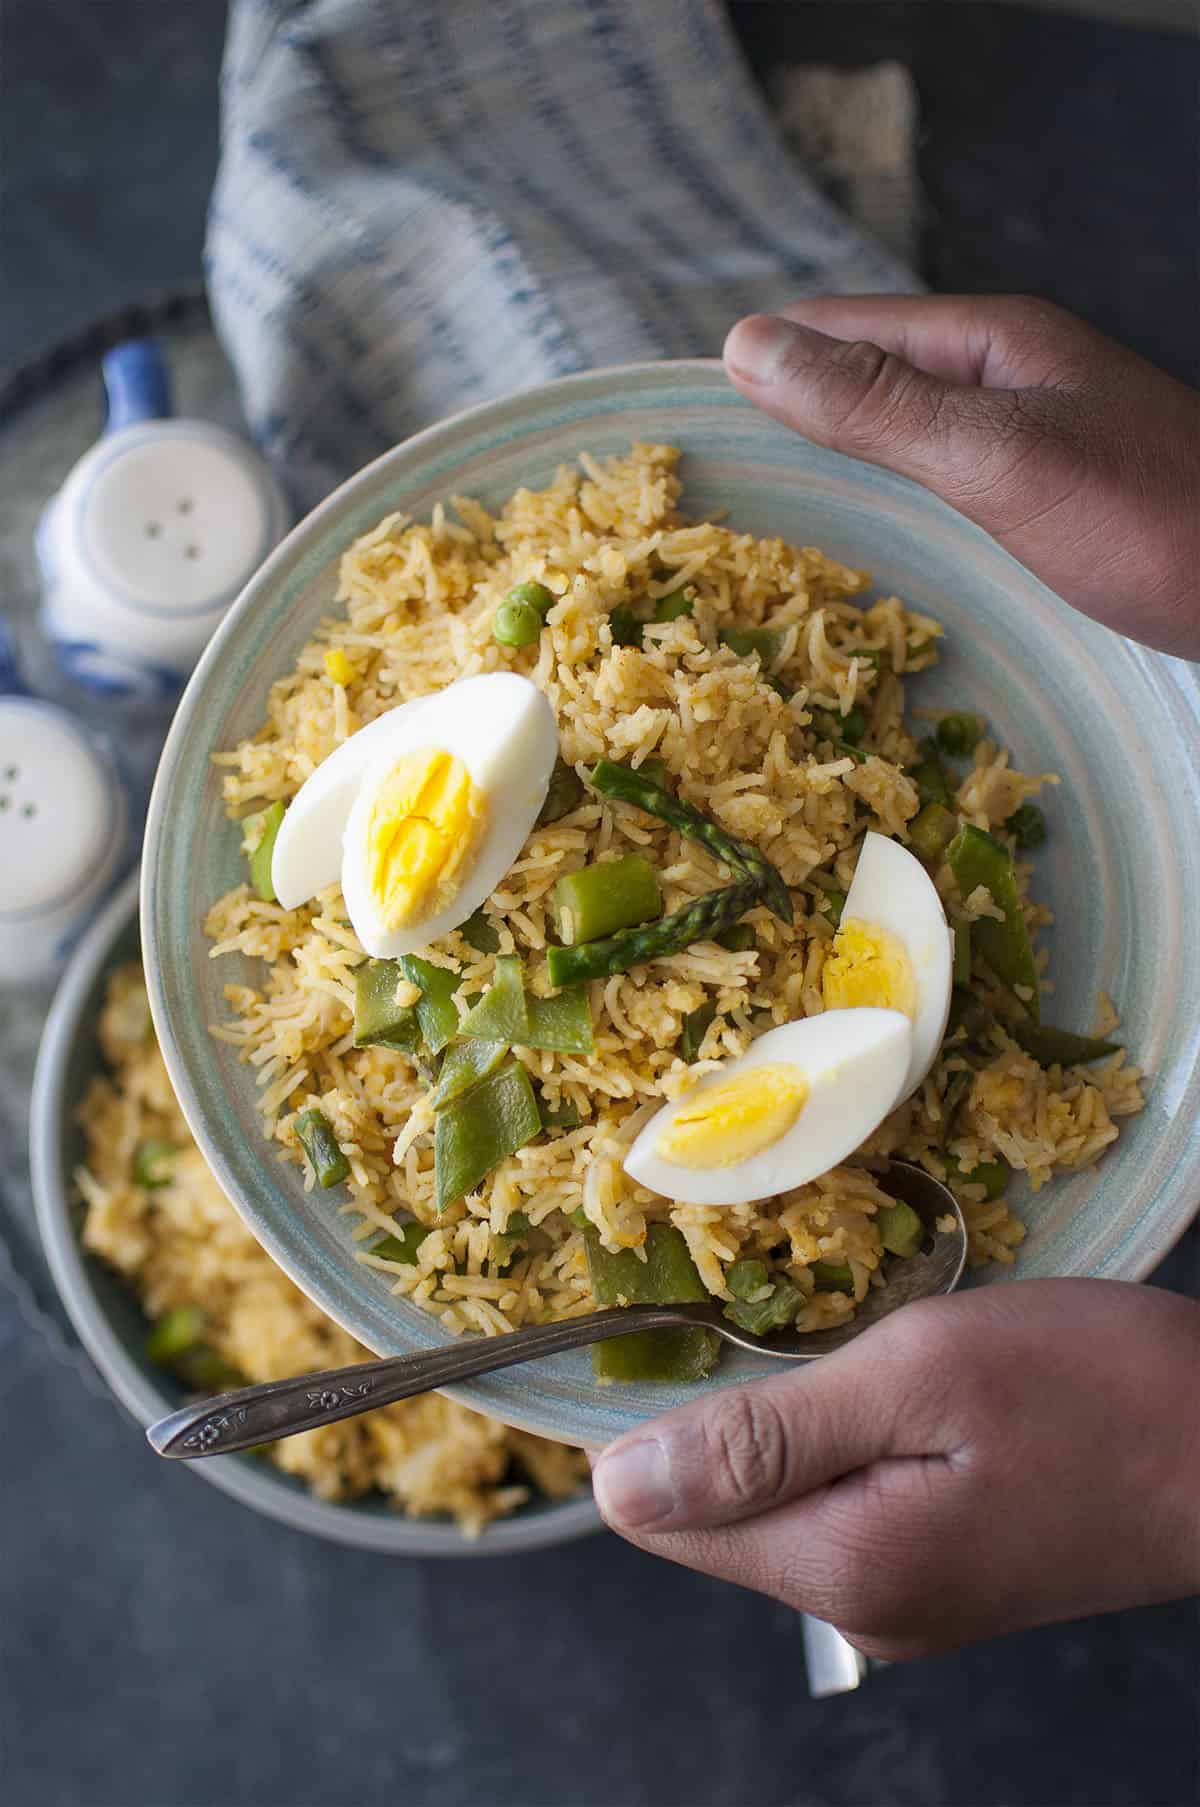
xmin=78 ymin=963 xmax=588 ymax=1531
xmin=206 ymin=445 xmax=1144 ymax=1350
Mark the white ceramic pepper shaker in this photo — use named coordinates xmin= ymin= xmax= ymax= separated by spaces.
xmin=36 ymin=339 xmax=288 ymax=699
xmin=0 ymin=630 xmax=129 ymax=985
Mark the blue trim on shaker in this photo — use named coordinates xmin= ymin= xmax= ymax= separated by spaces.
xmin=101 ymin=339 xmax=173 ymax=434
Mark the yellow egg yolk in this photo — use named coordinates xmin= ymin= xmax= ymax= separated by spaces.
xmin=655 ymin=1064 xmax=809 ymax=1169
xmin=364 ymin=748 xmax=486 ymax=929
xmin=821 ymin=918 xmax=916 ymax=1019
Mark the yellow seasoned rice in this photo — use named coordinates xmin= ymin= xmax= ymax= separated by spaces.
xmin=205 ymin=444 xmax=1145 ymax=1349
xmin=78 ymin=963 xmax=589 ymax=1532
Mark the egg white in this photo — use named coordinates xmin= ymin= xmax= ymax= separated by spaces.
xmin=270 ymin=697 xmax=432 ymax=911
xmin=341 ymin=672 xmax=558 ymax=957
xmin=623 ymin=1008 xmax=913 ymax=1206
xmin=836 ymin=831 xmax=954 ymax=1097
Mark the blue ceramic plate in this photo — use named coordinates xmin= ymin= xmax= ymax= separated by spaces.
xmin=31 ymin=873 xmax=600 ymax=1552
xmin=143 ymin=360 xmax=1200 ymax=1449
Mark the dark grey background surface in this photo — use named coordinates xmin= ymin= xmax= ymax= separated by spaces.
xmin=2 ymin=4 xmax=1198 ymax=1804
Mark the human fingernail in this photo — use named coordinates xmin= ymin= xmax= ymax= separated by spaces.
xmin=723 ymin=314 xmax=824 ymax=386
xmin=592 ymin=1436 xmax=674 ymax=1529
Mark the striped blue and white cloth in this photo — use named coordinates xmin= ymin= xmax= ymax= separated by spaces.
xmin=208 ymin=0 xmax=915 ymax=510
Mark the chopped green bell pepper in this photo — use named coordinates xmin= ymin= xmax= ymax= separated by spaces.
xmin=294 ymin=1108 xmax=350 ymax=1188
xmin=719 ymin=625 xmax=785 ymax=663
xmin=679 ymin=1000 xmax=717 ymax=1062
xmin=397 ymin=955 xmax=462 ymax=1054
xmin=811 ymin=1260 xmax=854 ymax=1293
xmin=431 ymin=1039 xmax=508 ymax=1110
xmin=537 ymin=758 xmax=586 ymax=826
xmin=539 ymin=1095 xmax=582 ymax=1132
xmin=1005 ymin=802 xmax=1047 ymax=849
xmin=460 ymin=908 xmax=501 ymax=954
xmin=608 ymin=606 xmax=644 ymax=647
xmin=839 ymin=706 xmax=868 ymax=746
xmin=653 ymin=587 xmax=694 ymax=622
xmin=947 ymin=824 xmax=1040 ymax=1020
xmin=722 ymin=1258 xmax=801 ymax=1335
xmin=354 ymin=959 xmax=421 ymax=1050
xmin=525 ymin=986 xmax=595 ymax=1054
xmin=370 ymin=1222 xmax=432 ymax=1264
xmin=242 ymin=801 xmax=285 ymax=903
xmin=458 ymin=953 xmax=529 ymax=1043
xmin=818 ymin=887 xmax=846 ymax=927
xmin=592 ymin=1326 xmax=722 ymax=1383
xmin=584 ymin=1222 xmax=707 ymax=1306
xmin=1011 ymin=1023 xmax=1121 ymax=1067
xmin=491 ymin=1211 xmax=551 ymax=1273
xmin=433 ymin=1060 xmax=542 ymax=1212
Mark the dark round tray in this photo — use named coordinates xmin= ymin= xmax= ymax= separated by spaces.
xmin=0 ymin=289 xmax=249 ymax=1374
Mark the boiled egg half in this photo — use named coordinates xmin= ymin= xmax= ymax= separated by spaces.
xmin=623 ymin=1008 xmax=913 ymax=1206
xmin=271 ymin=672 xmax=558 ymax=956
xmin=821 ymin=831 xmax=954 ymax=1098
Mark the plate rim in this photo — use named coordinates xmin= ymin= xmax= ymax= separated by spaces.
xmin=141 ymin=358 xmax=1200 ymax=1446
xmin=32 ymin=872 xmax=603 ymax=1550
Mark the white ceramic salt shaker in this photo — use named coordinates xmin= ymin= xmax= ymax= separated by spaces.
xmin=36 ymin=339 xmax=288 ymax=699
xmin=0 ymin=631 xmax=130 ymax=985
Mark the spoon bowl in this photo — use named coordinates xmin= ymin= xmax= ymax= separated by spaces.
xmin=147 ymin=1161 xmax=965 ymax=1462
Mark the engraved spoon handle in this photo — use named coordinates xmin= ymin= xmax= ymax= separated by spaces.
xmin=146 ymin=1302 xmax=700 ymax=1459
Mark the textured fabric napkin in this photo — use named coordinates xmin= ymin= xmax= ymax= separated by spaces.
xmin=208 ymin=0 xmax=916 ymax=510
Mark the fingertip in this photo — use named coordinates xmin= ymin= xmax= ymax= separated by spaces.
xmin=724 ymin=312 xmax=846 ymax=392
xmin=591 ymin=1436 xmax=674 ymax=1531
xmin=722 ymin=313 xmax=791 ymax=386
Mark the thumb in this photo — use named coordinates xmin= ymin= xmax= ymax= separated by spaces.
xmin=723 ymin=313 xmax=1046 ymax=525
xmin=591 ymin=1310 xmax=951 ymax=1536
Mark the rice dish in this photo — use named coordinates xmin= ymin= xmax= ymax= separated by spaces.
xmin=205 ymin=444 xmax=1144 ymax=1374
xmin=77 ymin=962 xmax=589 ymax=1529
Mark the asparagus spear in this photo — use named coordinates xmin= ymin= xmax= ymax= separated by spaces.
xmin=546 ymin=880 xmax=762 ymax=987
xmin=587 ymin=758 xmax=792 ymax=924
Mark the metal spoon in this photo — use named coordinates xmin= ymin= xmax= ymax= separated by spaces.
xmin=146 ymin=1160 xmax=965 ymax=1462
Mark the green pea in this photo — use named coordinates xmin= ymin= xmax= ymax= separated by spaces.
xmin=132 ymin=1139 xmax=177 ymax=1189
xmin=957 ymin=1160 xmax=1007 ymax=1199
xmin=936 ymin=713 xmax=983 ymax=757
xmin=507 ymin=580 xmax=556 ymax=616
xmin=493 ymin=598 xmax=542 ymax=648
